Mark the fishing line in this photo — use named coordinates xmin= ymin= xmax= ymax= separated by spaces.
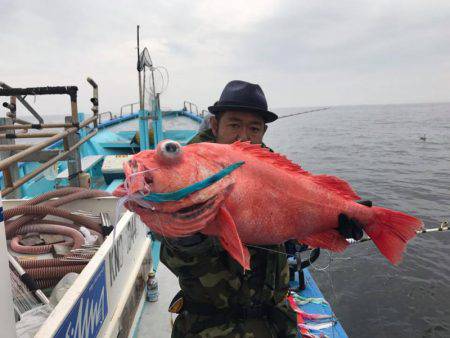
xmin=317 ymin=232 xmax=339 ymax=338
xmin=325 ymin=261 xmax=338 ymax=338
xmin=346 ymin=220 xmax=449 ymax=246
xmin=124 ymin=168 xmax=160 ymax=196
xmin=245 ymin=244 xmax=290 ymax=256
xmin=156 ymin=66 xmax=170 ymax=93
xmin=114 ymin=168 xmax=160 ymax=240
xmin=309 ymin=250 xmax=332 ymax=271
xmin=277 ymin=107 xmax=330 ymax=119
xmin=245 ymin=244 xmax=355 ymax=265
xmin=156 ymin=67 xmax=168 ymax=95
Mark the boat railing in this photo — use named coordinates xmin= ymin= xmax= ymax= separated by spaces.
xmin=183 ymin=100 xmax=199 ymax=116
xmin=98 ymin=111 xmax=114 ymax=123
xmin=0 ymin=78 xmax=100 ymax=197
xmin=120 ymin=102 xmax=139 ymax=117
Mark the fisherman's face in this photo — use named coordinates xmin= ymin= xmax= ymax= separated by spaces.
xmin=211 ymin=111 xmax=267 ymax=145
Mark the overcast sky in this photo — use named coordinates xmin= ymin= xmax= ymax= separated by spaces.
xmin=1 ymin=0 xmax=450 ymax=116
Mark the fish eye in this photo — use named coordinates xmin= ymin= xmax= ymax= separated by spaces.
xmin=157 ymin=140 xmax=183 ymax=163
xmin=165 ymin=142 xmax=180 ymax=153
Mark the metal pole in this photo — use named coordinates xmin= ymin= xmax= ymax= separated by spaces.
xmin=0 ymin=144 xmax=32 ymax=151
xmin=153 ymin=93 xmax=163 ymax=144
xmin=69 ymin=89 xmax=79 ymax=126
xmin=0 ymin=132 xmax=59 ymax=139
xmin=0 ymin=118 xmax=20 ymax=198
xmin=8 ymin=253 xmax=49 ymax=304
xmin=0 ymin=123 xmax=72 ymax=130
xmin=3 ymin=97 xmax=32 ymax=125
xmin=1 ymin=130 xmax=97 ymax=196
xmin=0 ymin=82 xmax=44 ymax=123
xmin=87 ymin=77 xmax=99 ymax=128
xmin=150 ymin=64 xmax=157 ymax=103
xmin=137 ymin=25 xmax=144 ymax=111
xmin=64 ymin=115 xmax=81 ymax=187
xmin=143 ymin=67 xmax=146 ymax=109
xmin=0 ymin=115 xmax=97 ymax=171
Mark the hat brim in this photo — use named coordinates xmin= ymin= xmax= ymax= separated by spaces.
xmin=208 ymin=104 xmax=278 ymax=123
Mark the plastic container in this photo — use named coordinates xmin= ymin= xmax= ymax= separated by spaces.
xmin=146 ymin=271 xmax=158 ymax=302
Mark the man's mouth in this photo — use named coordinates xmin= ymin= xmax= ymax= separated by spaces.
xmin=172 ymin=196 xmax=217 ymax=220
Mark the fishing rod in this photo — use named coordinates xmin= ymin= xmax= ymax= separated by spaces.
xmin=277 ymin=106 xmax=330 ymax=119
xmin=347 ymin=220 xmax=449 ymax=244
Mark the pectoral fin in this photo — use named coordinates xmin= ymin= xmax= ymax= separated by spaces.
xmin=203 ymin=206 xmax=250 ymax=270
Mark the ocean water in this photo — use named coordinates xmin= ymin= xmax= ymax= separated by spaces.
xmin=266 ymin=103 xmax=450 ymax=338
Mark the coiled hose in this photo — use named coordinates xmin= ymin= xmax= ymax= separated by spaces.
xmin=27 ymin=265 xmax=85 ymax=280
xmin=5 ymin=188 xmax=111 ymax=286
xmin=5 ymin=205 xmax=103 ymax=238
xmin=36 ymin=279 xmax=61 ymax=289
xmin=7 ymin=187 xmax=85 ymax=208
xmin=4 ymin=188 xmax=110 ymax=238
xmin=18 ymin=258 xmax=86 ymax=269
xmin=26 ymin=220 xmax=104 ymax=242
xmin=11 ymin=224 xmax=85 ymax=254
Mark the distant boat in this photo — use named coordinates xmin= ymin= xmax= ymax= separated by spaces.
xmin=420 ymin=134 xmax=426 ymax=141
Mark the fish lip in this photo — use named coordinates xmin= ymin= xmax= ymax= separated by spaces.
xmin=172 ymin=196 xmax=217 ymax=220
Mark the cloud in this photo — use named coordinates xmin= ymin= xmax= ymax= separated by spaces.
xmin=1 ymin=0 xmax=449 ymax=118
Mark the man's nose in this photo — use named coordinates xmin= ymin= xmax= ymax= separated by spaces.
xmin=236 ymin=129 xmax=250 ymax=142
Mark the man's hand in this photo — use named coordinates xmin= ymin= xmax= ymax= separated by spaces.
xmin=337 ymin=200 xmax=372 ymax=240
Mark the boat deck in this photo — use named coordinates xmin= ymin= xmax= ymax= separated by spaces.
xmin=134 ymin=259 xmax=348 ymax=337
xmin=135 ymin=264 xmax=178 ymax=337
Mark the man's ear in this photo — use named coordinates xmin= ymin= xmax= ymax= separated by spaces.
xmin=211 ymin=116 xmax=219 ymax=136
xmin=262 ymin=124 xmax=268 ymax=135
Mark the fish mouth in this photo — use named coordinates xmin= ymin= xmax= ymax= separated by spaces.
xmin=172 ymin=196 xmax=217 ymax=220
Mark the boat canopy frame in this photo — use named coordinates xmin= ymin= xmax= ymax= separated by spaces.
xmin=0 ymin=78 xmax=100 ymax=197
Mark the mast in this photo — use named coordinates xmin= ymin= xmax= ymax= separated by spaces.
xmin=136 ymin=25 xmax=150 ymax=150
xmin=137 ymin=25 xmax=144 ymax=111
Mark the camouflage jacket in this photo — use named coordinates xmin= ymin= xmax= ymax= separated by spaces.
xmin=160 ymin=129 xmax=298 ymax=337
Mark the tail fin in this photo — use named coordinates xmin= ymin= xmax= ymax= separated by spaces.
xmin=365 ymin=207 xmax=423 ymax=265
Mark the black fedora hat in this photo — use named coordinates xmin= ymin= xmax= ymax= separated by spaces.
xmin=208 ymin=80 xmax=278 ymax=123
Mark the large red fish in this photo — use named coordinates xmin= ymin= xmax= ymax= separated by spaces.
xmin=113 ymin=140 xmax=423 ymax=270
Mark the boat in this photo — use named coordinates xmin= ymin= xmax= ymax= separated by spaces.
xmin=0 ymin=27 xmax=347 ymax=337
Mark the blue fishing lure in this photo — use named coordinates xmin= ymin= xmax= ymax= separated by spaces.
xmin=142 ymin=161 xmax=245 ymax=203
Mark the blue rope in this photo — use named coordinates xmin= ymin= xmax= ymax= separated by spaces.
xmin=142 ymin=161 xmax=245 ymax=203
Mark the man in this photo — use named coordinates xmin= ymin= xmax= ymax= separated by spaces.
xmin=160 ymin=80 xmax=363 ymax=337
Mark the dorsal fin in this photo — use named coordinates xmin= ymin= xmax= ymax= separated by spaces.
xmin=231 ymin=141 xmax=360 ymax=200
xmin=311 ymin=175 xmax=360 ymax=200
xmin=231 ymin=141 xmax=310 ymax=176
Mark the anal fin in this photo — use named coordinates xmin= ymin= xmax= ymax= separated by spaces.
xmin=301 ymin=230 xmax=349 ymax=252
